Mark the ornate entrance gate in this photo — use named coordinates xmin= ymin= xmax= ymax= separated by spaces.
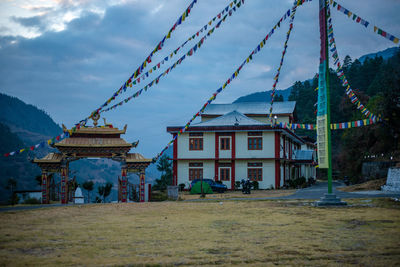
xmin=33 ymin=115 xmax=152 ymax=204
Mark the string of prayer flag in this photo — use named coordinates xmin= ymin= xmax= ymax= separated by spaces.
xmin=269 ymin=3 xmax=298 ymax=121
xmin=330 ymin=0 xmax=399 ymax=45
xmin=153 ymin=0 xmax=313 ymax=162
xmin=99 ymin=1 xmax=245 ymax=114
xmin=326 ymin=3 xmax=381 ymax=121
xmin=83 ymin=0 xmax=243 ymax=125
xmin=3 ymin=132 xmax=69 ymax=157
xmin=275 ymin=117 xmax=379 ymax=131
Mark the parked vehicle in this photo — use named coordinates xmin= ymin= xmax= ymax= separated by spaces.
xmin=189 ymin=179 xmax=227 ymax=193
xmin=241 ymin=179 xmax=251 ymax=194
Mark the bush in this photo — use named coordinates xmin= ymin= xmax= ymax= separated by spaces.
xmin=151 ymin=191 xmax=168 ymax=202
xmin=252 ymin=181 xmax=259 ymax=190
xmin=23 ymin=198 xmax=41 ymax=205
xmin=307 ymin=177 xmax=316 ymax=186
xmin=288 ymin=177 xmax=307 ymax=189
xmin=178 ymin=183 xmax=185 ymax=191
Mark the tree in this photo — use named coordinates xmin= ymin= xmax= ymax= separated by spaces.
xmin=97 ymin=182 xmax=113 ymax=203
xmin=274 ymin=94 xmax=284 ymax=102
xmin=82 ymin=180 xmax=94 ymax=203
xmin=153 ymin=155 xmax=173 ymax=191
xmin=6 ymin=177 xmax=18 ymax=205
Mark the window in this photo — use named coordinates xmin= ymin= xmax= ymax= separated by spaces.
xmin=189 ymin=162 xmax=203 ymax=181
xmin=220 ymin=137 xmax=230 ymax=150
xmin=189 ymin=138 xmax=203 ymax=150
xmin=248 ymin=137 xmax=262 ymax=150
xmin=248 ymin=162 xmax=262 ymax=181
xmin=220 ymin=168 xmax=230 ymax=181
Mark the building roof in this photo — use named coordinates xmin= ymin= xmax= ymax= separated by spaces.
xmin=192 ymin=110 xmax=267 ymax=127
xmin=126 ymin=153 xmax=153 ymax=163
xmin=33 ymin=153 xmax=63 ymax=163
xmin=202 ymin=101 xmax=296 ymax=116
xmin=293 ymin=150 xmax=314 ymax=161
xmin=62 ymin=124 xmax=127 ymax=135
xmin=54 ymin=137 xmax=133 ymax=148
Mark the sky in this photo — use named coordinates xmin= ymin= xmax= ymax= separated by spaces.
xmin=0 ymin=0 xmax=399 ymax=159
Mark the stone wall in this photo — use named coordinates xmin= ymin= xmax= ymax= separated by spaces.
xmin=361 ymin=161 xmax=396 ymax=180
xmin=382 ymin=167 xmax=400 ymax=192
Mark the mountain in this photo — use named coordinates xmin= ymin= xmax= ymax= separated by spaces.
xmin=233 ymin=87 xmax=292 ymax=103
xmin=359 ymin=47 xmax=400 ymax=63
xmin=234 ymin=47 xmax=399 ymax=103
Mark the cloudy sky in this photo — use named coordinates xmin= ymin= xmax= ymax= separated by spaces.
xmin=0 ymin=0 xmax=399 ymax=158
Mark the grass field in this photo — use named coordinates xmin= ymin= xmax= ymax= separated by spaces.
xmin=1 ymin=198 xmax=400 ymax=266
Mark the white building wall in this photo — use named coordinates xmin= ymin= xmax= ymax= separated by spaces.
xmin=177 ymin=160 xmax=215 ymax=188
xmin=235 ymin=132 xmax=275 ymax=158
xmin=178 ymin=132 xmax=215 ymax=159
xmin=235 ymin=160 xmax=275 ymax=189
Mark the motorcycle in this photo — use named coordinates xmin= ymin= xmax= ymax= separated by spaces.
xmin=241 ymin=179 xmax=251 ymax=194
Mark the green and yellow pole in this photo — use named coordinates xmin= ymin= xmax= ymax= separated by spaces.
xmin=317 ymin=0 xmax=332 ymax=194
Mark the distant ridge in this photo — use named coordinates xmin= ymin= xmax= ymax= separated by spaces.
xmin=358 ymin=47 xmax=400 ymax=63
xmin=233 ymin=47 xmax=399 ymax=104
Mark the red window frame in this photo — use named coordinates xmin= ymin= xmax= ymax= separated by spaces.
xmin=189 ymin=138 xmax=203 ymax=150
xmin=220 ymin=168 xmax=230 ymax=181
xmin=220 ymin=137 xmax=230 ymax=150
xmin=189 ymin=168 xmax=203 ymax=181
xmin=248 ymin=168 xmax=262 ymax=181
xmin=248 ymin=137 xmax=262 ymax=150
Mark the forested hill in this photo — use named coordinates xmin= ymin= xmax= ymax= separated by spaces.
xmin=234 ymin=47 xmax=400 ymax=104
xmin=0 ymin=93 xmax=61 ymax=144
xmin=282 ymin=50 xmax=400 ymax=183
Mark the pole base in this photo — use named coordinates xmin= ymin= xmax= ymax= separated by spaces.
xmin=314 ymin=193 xmax=347 ymax=207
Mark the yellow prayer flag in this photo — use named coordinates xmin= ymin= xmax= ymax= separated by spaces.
xmin=374 ymin=26 xmax=378 ymax=32
xmin=208 ymin=21 xmax=212 ymax=26
xmin=166 ymin=31 xmax=171 ymax=39
xmin=20 ymin=149 xmax=25 ymax=153
xmin=223 ymin=83 xmax=226 ymax=89
xmin=260 ymin=41 xmax=264 ymax=48
xmin=347 ymin=12 xmax=352 ymax=18
xmin=363 ymin=119 xmax=367 ymax=125
xmin=149 ymin=69 xmax=152 ymax=74
xmin=230 ymin=2 xmax=233 ymax=7
xmin=47 ymin=140 xmax=52 ymax=145
xmin=394 ymin=37 xmax=399 ymax=44
xmin=246 ymin=57 xmax=250 ymax=63
xmin=182 ymin=12 xmax=186 ymax=21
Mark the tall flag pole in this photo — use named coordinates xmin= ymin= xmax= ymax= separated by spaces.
xmin=316 ymin=0 xmax=346 ymax=206
xmin=317 ymin=0 xmax=332 ymax=192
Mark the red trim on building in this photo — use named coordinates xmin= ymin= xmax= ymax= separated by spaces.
xmin=167 ymin=125 xmax=305 ymax=144
xmin=231 ymin=132 xmax=236 ymax=189
xmin=172 ymin=157 xmax=276 ymax=161
xmin=173 ymin=133 xmax=178 ymax=186
xmin=215 ymin=133 xmax=219 ymax=159
xmin=214 ymin=161 xmax=219 ymax=181
xmin=274 ymin=132 xmax=281 ymax=189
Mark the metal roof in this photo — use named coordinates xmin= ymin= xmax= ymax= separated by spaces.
xmin=202 ymin=101 xmax=296 ymax=116
xmin=192 ymin=110 xmax=267 ymax=127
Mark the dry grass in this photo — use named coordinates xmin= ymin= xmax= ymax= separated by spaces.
xmin=1 ymin=199 xmax=400 ymax=266
xmin=179 ymin=189 xmax=296 ymax=200
xmin=339 ymin=178 xmax=387 ymax=192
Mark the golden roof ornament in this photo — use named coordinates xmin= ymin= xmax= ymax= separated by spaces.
xmin=92 ymin=112 xmax=100 ymax=127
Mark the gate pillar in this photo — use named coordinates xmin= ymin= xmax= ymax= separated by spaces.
xmin=61 ymin=165 xmax=69 ymax=204
xmin=121 ymin=167 xmax=128 ymax=203
xmin=41 ymin=171 xmax=49 ymax=204
xmin=139 ymin=170 xmax=145 ymax=202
